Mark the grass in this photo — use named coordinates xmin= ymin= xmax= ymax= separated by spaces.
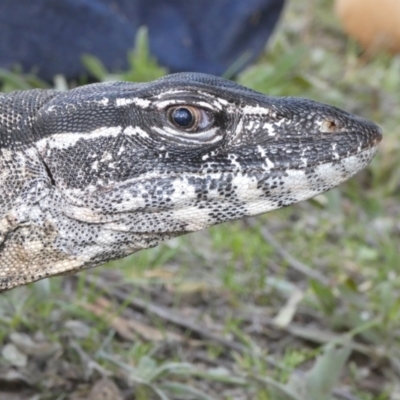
xmin=1 ymin=0 xmax=399 ymax=398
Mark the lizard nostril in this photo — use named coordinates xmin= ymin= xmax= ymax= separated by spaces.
xmin=320 ymin=118 xmax=343 ymax=133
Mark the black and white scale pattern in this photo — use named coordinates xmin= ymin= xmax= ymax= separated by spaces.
xmin=0 ymin=73 xmax=382 ymax=291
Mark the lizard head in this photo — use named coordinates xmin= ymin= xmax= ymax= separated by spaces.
xmin=0 ymin=73 xmax=382 ymax=290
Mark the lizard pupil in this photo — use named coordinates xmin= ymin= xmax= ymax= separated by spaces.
xmin=172 ymin=107 xmax=194 ymax=128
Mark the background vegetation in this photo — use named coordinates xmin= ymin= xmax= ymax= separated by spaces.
xmin=0 ymin=0 xmax=399 ymax=399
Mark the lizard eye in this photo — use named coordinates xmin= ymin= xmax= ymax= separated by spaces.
xmin=168 ymin=106 xmax=212 ymax=132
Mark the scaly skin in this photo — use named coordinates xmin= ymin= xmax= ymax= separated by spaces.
xmin=0 ymin=73 xmax=382 ymax=291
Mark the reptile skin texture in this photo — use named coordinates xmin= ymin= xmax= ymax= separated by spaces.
xmin=0 ymin=73 xmax=382 ymax=291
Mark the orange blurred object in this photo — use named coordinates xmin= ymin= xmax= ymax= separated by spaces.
xmin=335 ymin=0 xmax=400 ymax=53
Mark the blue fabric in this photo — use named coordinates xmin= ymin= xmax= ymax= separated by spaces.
xmin=0 ymin=0 xmax=284 ymax=82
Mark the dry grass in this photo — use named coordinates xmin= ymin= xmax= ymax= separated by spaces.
xmin=1 ymin=1 xmax=399 ymax=399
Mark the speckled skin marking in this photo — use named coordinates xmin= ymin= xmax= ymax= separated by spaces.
xmin=0 ymin=73 xmax=382 ymax=291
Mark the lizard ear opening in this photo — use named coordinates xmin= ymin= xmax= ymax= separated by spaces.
xmin=42 ymin=159 xmax=56 ymax=186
